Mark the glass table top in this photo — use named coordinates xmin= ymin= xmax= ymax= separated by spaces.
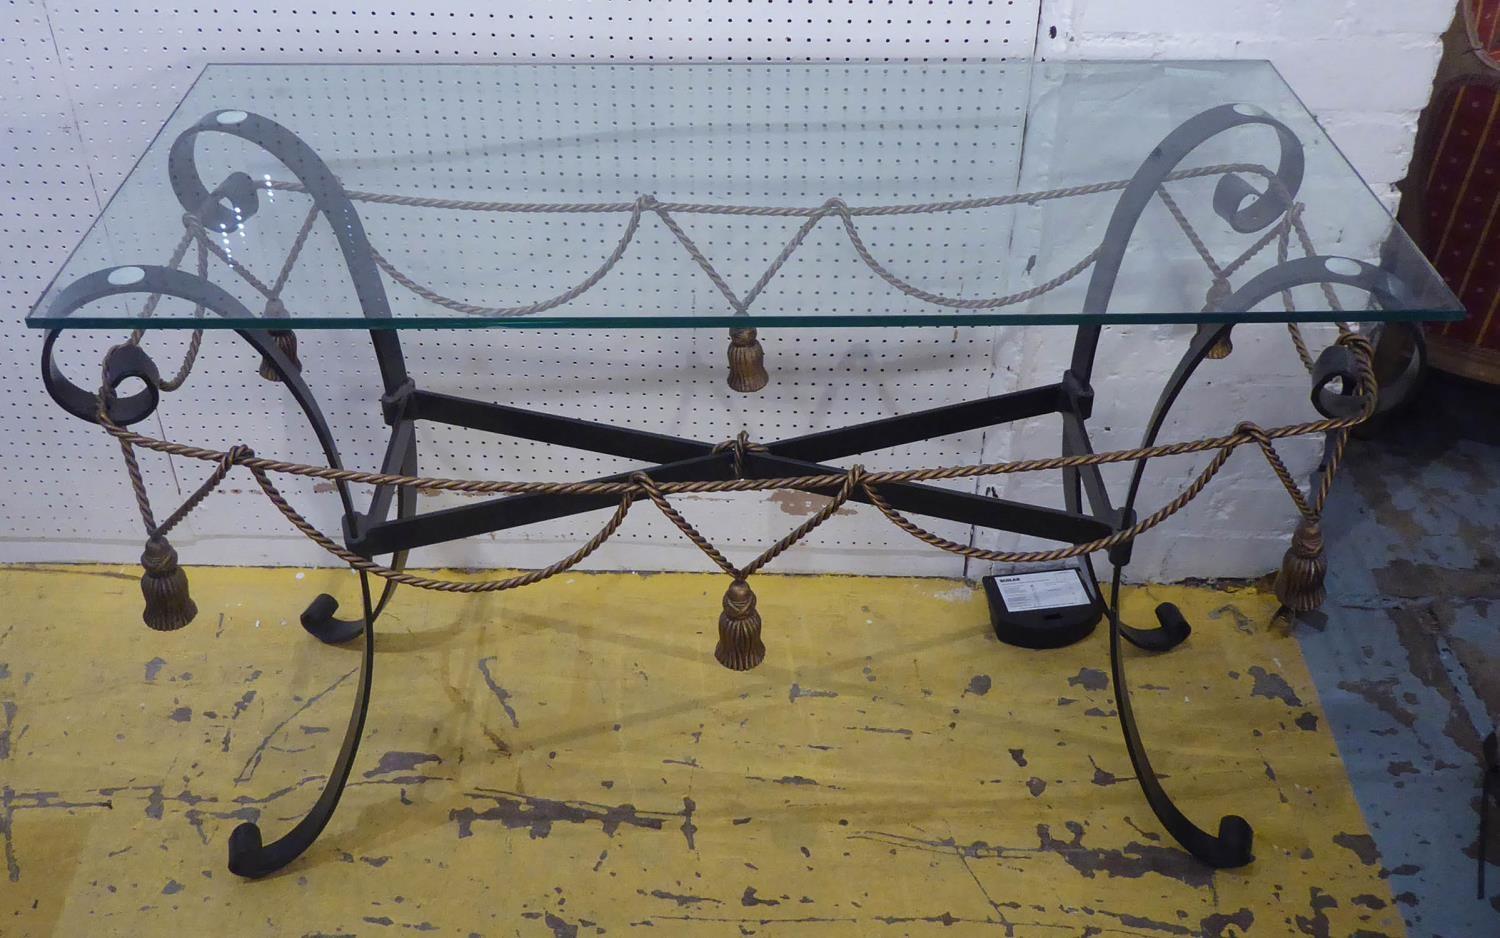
xmin=28 ymin=61 xmax=1463 ymax=330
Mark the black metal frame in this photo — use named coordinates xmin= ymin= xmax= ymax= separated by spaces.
xmin=37 ymin=103 xmax=1416 ymax=880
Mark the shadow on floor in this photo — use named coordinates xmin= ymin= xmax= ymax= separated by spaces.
xmin=1304 ymin=370 xmax=1500 ymax=934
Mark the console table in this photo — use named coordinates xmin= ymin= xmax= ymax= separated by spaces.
xmin=26 ymin=62 xmax=1463 ymax=880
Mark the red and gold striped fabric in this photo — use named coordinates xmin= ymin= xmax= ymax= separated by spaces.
xmin=1418 ymin=75 xmax=1500 ymax=382
xmin=1468 ymin=0 xmax=1500 ymax=66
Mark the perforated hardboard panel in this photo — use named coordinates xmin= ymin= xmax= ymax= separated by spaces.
xmin=4 ymin=2 xmax=1053 ymax=575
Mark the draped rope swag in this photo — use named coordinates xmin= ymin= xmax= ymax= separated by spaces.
xmin=101 ymin=165 xmax=1370 ymax=669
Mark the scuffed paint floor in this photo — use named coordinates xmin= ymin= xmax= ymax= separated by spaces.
xmin=1298 ymin=371 xmax=1500 ymax=936
xmin=0 ymin=566 xmax=1406 ymax=936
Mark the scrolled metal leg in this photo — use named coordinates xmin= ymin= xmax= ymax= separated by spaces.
xmin=233 ymin=326 xmax=402 ymax=646
xmin=300 ymin=581 xmax=394 ymax=645
xmin=39 ymin=109 xmax=415 ymax=876
xmin=1105 ymin=322 xmax=1232 ymax=655
xmin=1107 ymin=561 xmax=1254 ymax=868
xmin=1103 ymin=321 xmax=1253 ymax=865
xmin=300 ymin=566 xmax=403 ymax=644
xmin=1064 ymin=107 xmax=1307 ymax=653
xmin=1110 ymin=556 xmax=1194 ymax=653
xmin=1119 ymin=602 xmax=1192 ymax=652
xmin=172 ymin=109 xmax=414 ymax=642
xmin=229 ymin=569 xmax=377 ymax=878
xmin=300 ymin=461 xmax=415 ymax=645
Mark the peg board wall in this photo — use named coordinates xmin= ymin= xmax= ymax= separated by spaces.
xmin=0 ymin=0 xmax=1375 ymax=581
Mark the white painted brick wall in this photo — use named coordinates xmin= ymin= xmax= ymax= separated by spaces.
xmin=1013 ymin=0 xmax=1450 ymax=581
xmin=1040 ymin=0 xmax=1449 ymax=207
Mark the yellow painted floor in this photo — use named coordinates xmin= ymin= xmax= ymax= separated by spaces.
xmin=0 ymin=566 xmax=1403 ymax=937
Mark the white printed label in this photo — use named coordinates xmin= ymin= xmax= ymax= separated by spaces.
xmin=993 ymin=569 xmax=1090 ymax=612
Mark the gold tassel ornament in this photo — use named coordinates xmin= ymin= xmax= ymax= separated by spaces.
xmin=1201 ymin=281 xmax=1233 ymax=359
xmin=727 ymin=328 xmax=769 ymax=393
xmin=139 ymin=535 xmax=197 ymax=631
xmin=1206 ymin=331 xmax=1234 ymax=360
xmin=715 ymin=578 xmax=766 ymax=671
xmin=258 ymin=330 xmax=302 ymax=381
xmin=1273 ymin=516 xmax=1327 ymax=613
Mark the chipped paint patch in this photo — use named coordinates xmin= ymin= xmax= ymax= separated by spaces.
xmin=1247 ymin=664 xmax=1304 ymax=707
xmin=768 ymin=490 xmax=857 ymax=517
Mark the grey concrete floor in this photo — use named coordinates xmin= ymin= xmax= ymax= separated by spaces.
xmin=1298 ymin=370 xmax=1499 ymax=936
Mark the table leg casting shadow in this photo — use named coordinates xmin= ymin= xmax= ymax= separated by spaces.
xmin=39 ymin=103 xmax=1410 ymax=878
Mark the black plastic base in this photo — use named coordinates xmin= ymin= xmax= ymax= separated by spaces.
xmin=982 ymin=569 xmax=1103 ymax=649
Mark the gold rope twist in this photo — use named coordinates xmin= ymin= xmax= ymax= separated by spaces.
xmin=94 ymin=333 xmax=1376 ymax=590
xmin=628 ymin=465 xmax=863 ymax=579
xmin=854 ymin=333 xmax=1373 ymax=566
xmin=154 ymin=445 xmax=252 ymax=538
xmin=631 ymin=471 xmax=741 ymax=577
xmin=247 ymin=457 xmax=636 ymax=592
xmin=96 ymin=380 xmax=1373 ymax=498
xmin=742 ymin=465 xmax=863 ymax=577
xmin=121 ymin=161 xmax=1361 ymax=416
xmin=861 ymin=447 xmax=1235 ymax=564
xmin=85 ymin=157 xmax=1387 ymax=597
xmin=1314 ymin=427 xmax=1352 ymax=513
xmin=1235 ymin=421 xmax=1316 ymax=519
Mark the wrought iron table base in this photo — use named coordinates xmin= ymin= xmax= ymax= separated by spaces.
xmin=37 ymin=101 xmax=1412 ymax=879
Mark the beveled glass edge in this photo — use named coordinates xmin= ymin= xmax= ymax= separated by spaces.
xmin=25 ymin=66 xmax=214 ymax=331
xmin=28 ymin=307 xmax=1466 ymax=330
xmin=24 ymin=59 xmax=1467 ymax=331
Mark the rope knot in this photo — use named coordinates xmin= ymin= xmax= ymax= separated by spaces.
xmin=258 ymin=329 xmax=302 ymax=382
xmin=1233 ymin=420 xmax=1268 ymax=443
xmin=222 ymin=445 xmax=254 ymax=471
xmin=714 ymin=431 xmax=769 ymax=478
xmin=1234 ymin=420 xmax=1315 ymax=521
xmin=1204 ymin=278 xmax=1232 ymax=311
xmin=1334 ymin=331 xmax=1374 ymax=354
xmin=1336 ymin=333 xmax=1378 ymax=392
xmin=628 ymin=470 xmax=659 ymax=495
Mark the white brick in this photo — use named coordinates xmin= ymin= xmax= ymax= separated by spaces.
xmin=1272 ymin=0 xmax=1450 ymax=40
xmin=1146 ymin=532 xmax=1290 ymax=582
xmin=1238 ymin=37 xmax=1443 ymax=114
xmin=1332 ymin=0 xmax=1459 ymax=34
xmin=1071 ymin=0 xmax=1274 ymax=37
xmin=1317 ymin=109 xmax=1423 ymax=190
xmin=1274 ymin=0 xmax=1357 ymax=39
xmin=1051 ymin=32 xmax=1231 ymax=60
